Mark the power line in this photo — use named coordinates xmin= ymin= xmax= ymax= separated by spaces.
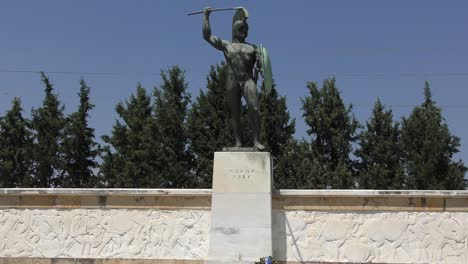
xmin=0 ymin=70 xmax=126 ymax=76
xmin=286 ymin=102 xmax=468 ymax=109
xmin=1 ymin=69 xmax=468 ymax=110
xmin=317 ymin=73 xmax=468 ymax=77
xmin=353 ymin=104 xmax=468 ymax=109
xmin=2 ymin=69 xmax=468 ymax=78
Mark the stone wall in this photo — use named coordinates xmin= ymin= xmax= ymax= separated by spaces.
xmin=274 ymin=190 xmax=468 ymax=264
xmin=0 ymin=189 xmax=211 ymax=263
xmin=1 ymin=189 xmax=468 ymax=263
xmin=1 ymin=208 xmax=209 ymax=259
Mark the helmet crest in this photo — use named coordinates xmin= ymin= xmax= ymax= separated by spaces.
xmin=232 ymin=8 xmax=248 ymax=24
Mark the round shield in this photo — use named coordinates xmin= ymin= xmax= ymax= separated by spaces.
xmin=260 ymin=44 xmax=273 ymax=94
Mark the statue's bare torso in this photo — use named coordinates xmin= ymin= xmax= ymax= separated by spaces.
xmin=224 ymin=42 xmax=256 ymax=84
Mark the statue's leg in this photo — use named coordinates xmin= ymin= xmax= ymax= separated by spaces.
xmin=226 ymin=77 xmax=242 ymax=147
xmin=243 ymin=79 xmax=265 ymax=150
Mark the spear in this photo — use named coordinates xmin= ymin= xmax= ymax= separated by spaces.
xmin=187 ymin=7 xmax=247 ymax=16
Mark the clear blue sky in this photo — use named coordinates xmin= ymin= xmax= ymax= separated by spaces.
xmin=1 ymin=1 xmax=467 ymax=163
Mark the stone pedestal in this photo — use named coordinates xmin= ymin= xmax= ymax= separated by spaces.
xmin=206 ymin=151 xmax=273 ymax=264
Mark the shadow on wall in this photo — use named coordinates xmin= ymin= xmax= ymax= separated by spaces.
xmin=272 ymin=210 xmax=304 ymax=262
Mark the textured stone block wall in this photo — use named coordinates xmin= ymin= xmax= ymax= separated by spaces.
xmin=0 ymin=189 xmax=211 ymax=262
xmin=273 ymin=190 xmax=468 ymax=264
xmin=0 ymin=208 xmax=209 ymax=259
xmin=273 ymin=211 xmax=468 ymax=263
xmin=1 ymin=189 xmax=468 ymax=264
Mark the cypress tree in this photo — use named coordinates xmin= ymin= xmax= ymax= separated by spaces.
xmin=153 ymin=66 xmax=192 ymax=188
xmin=356 ymin=99 xmax=404 ymax=189
xmin=301 ymin=78 xmax=359 ymax=188
xmin=401 ymin=81 xmax=466 ymax=189
xmin=259 ymin=83 xmax=296 ymax=189
xmin=187 ymin=63 xmax=232 ymax=187
xmin=275 ymin=139 xmax=326 ymax=189
xmin=61 ymin=80 xmax=99 ymax=187
xmin=31 ymin=73 xmax=66 ymax=187
xmin=101 ymin=84 xmax=160 ymax=187
xmin=0 ymin=98 xmax=33 ymax=187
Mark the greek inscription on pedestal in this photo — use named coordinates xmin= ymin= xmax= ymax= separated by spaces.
xmin=225 ymin=168 xmax=256 ymax=181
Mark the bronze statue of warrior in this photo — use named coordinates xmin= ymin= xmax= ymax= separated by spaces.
xmin=201 ymin=7 xmax=268 ymax=150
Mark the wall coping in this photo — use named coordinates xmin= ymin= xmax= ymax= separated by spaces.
xmin=276 ymin=189 xmax=468 ymax=198
xmin=1 ymin=188 xmax=468 ymax=198
xmin=0 ymin=188 xmax=212 ymax=196
xmin=1 ymin=188 xmax=468 ymax=211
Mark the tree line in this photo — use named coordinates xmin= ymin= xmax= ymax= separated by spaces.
xmin=0 ymin=64 xmax=466 ymax=189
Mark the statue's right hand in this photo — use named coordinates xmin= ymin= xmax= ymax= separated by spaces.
xmin=203 ymin=7 xmax=212 ymax=17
